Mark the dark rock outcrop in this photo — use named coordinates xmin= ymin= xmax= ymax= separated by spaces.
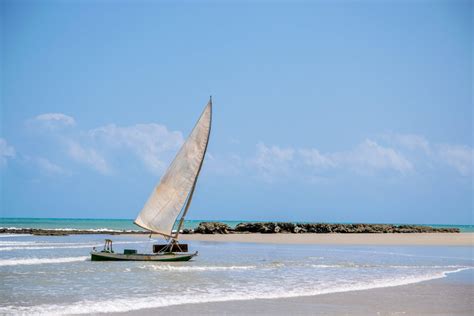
xmin=195 ymin=222 xmax=460 ymax=234
xmin=194 ymin=222 xmax=230 ymax=234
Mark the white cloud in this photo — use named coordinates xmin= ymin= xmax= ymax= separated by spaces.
xmin=299 ymin=148 xmax=337 ymax=169
xmin=252 ymin=142 xmax=294 ymax=181
xmin=33 ymin=113 xmax=76 ymax=129
xmin=385 ymin=133 xmax=431 ymax=153
xmin=251 ymin=139 xmax=413 ymax=181
xmin=67 ymin=141 xmax=110 ymax=174
xmin=89 ymin=123 xmax=183 ymax=174
xmin=206 ymin=152 xmax=243 ymax=176
xmin=249 ymin=135 xmax=474 ymax=181
xmin=341 ymin=139 xmax=413 ymax=174
xmin=437 ymin=144 xmax=473 ymax=176
xmin=26 ymin=112 xmax=184 ymax=175
xmin=25 ymin=113 xmax=471 ymax=181
xmin=0 ymin=138 xmax=15 ymax=167
xmin=35 ymin=157 xmax=68 ymax=176
xmin=381 ymin=133 xmax=474 ymax=175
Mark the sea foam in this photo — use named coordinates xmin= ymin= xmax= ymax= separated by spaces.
xmin=141 ymin=264 xmax=257 ymax=272
xmin=0 ymin=240 xmax=145 ymax=252
xmin=0 ymin=227 xmax=142 ymax=233
xmin=0 ymin=256 xmax=89 ymax=267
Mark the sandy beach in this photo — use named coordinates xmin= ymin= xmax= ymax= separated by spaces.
xmin=118 ymin=269 xmax=473 ymax=315
xmin=108 ymin=233 xmax=473 ymax=315
xmin=180 ymin=232 xmax=473 ymax=246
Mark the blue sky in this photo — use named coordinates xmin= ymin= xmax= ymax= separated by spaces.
xmin=1 ymin=0 xmax=472 ymax=224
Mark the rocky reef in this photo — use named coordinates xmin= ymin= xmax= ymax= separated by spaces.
xmin=182 ymin=222 xmax=460 ymax=234
xmin=0 ymin=222 xmax=460 ymax=236
xmin=190 ymin=222 xmax=231 ymax=234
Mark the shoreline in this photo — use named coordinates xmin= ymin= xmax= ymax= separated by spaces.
xmin=114 ymin=269 xmax=473 ymax=316
xmin=1 ymin=229 xmax=472 ymax=246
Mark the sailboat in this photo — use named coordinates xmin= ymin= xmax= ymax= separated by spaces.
xmin=91 ymin=98 xmax=212 ymax=261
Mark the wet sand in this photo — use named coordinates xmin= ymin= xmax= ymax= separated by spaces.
xmin=179 ymin=232 xmax=473 ymax=246
xmin=116 ymin=269 xmax=473 ymax=315
xmin=116 ymin=233 xmax=473 ymax=315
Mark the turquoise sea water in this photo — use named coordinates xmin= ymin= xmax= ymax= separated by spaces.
xmin=1 ymin=217 xmax=473 ymax=232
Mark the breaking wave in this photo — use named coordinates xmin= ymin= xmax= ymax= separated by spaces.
xmin=310 ymin=263 xmax=470 ymax=269
xmin=0 ymin=256 xmax=89 ymax=267
xmin=0 ymin=227 xmax=143 ymax=233
xmin=0 ymin=240 xmax=145 ymax=252
xmin=141 ymin=264 xmax=257 ymax=272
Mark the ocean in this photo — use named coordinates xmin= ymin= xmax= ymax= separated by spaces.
xmin=0 ymin=233 xmax=472 ymax=314
xmin=0 ymin=218 xmax=473 ymax=314
xmin=1 ymin=217 xmax=473 ymax=232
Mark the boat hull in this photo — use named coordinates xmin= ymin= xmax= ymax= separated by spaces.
xmin=90 ymin=251 xmax=197 ymax=262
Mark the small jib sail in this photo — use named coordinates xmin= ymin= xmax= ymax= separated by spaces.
xmin=134 ymin=99 xmax=212 ymax=238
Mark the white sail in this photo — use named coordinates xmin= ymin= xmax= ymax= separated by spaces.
xmin=134 ymin=100 xmax=212 ymax=237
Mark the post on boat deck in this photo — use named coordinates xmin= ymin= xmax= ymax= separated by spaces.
xmin=104 ymin=239 xmax=113 ymax=253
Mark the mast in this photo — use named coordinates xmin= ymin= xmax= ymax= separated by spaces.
xmin=174 ymin=96 xmax=212 ymax=240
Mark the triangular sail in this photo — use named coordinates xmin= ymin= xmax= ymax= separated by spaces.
xmin=134 ymin=100 xmax=212 ymax=237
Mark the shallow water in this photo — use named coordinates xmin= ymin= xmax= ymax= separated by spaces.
xmin=0 ymin=234 xmax=472 ymax=315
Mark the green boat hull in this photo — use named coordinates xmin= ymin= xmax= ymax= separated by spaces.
xmin=90 ymin=251 xmax=197 ymax=262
